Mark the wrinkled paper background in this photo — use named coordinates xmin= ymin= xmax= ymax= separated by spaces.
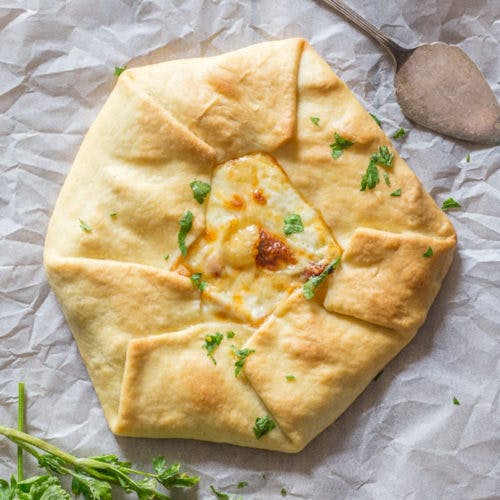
xmin=1 ymin=0 xmax=499 ymax=498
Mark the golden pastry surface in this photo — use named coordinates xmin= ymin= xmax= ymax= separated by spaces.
xmin=44 ymin=39 xmax=456 ymax=452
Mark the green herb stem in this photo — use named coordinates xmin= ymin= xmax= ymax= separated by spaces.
xmin=17 ymin=382 xmax=25 ymax=482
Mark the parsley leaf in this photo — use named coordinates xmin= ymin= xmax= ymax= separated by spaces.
xmin=226 ymin=331 xmax=235 ymax=339
xmin=360 ymin=161 xmax=380 ymax=191
xmin=393 ymin=127 xmax=406 ymax=139
xmin=371 ymin=145 xmax=394 ymax=167
xmin=310 ymin=116 xmax=320 ymax=126
xmin=178 ymin=210 xmax=193 ymax=257
xmin=369 ymin=113 xmax=382 ymax=127
xmin=361 ymin=146 xmax=394 ymax=191
xmin=286 ymin=375 xmax=296 ymax=381
xmin=114 ymin=66 xmax=127 ymax=77
xmin=203 ymin=332 xmax=223 ymax=365
xmin=109 ymin=211 xmax=117 ymax=217
xmin=232 ymin=347 xmax=255 ymax=376
xmin=253 ymin=416 xmax=276 ymax=439
xmin=281 ymin=487 xmax=288 ymax=496
xmin=71 ymin=472 xmax=112 ymax=500
xmin=190 ymin=180 xmax=211 ymax=204
xmin=466 ymin=153 xmax=470 ymax=163
xmin=383 ymin=172 xmax=391 ymax=186
xmin=237 ymin=481 xmax=248 ymax=488
xmin=453 ymin=396 xmax=460 ymax=405
xmin=423 ymin=247 xmax=433 ymax=258
xmin=210 ymin=485 xmax=230 ymax=499
xmin=329 ymin=133 xmax=354 ymax=159
xmin=303 ymin=257 xmax=341 ymax=300
xmin=163 ymin=254 xmax=169 ymax=261
xmin=441 ymin=197 xmax=461 ymax=211
xmin=153 ymin=460 xmax=199 ymax=489
xmin=190 ymin=272 xmax=207 ymax=291
xmin=283 ymin=214 xmax=304 ymax=235
xmin=79 ymin=219 xmax=92 ymax=232
xmin=390 ymin=188 xmax=402 ymax=197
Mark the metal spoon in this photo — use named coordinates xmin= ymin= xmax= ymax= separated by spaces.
xmin=320 ymin=0 xmax=500 ymax=145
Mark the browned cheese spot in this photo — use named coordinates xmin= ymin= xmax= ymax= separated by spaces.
xmin=303 ymin=261 xmax=328 ymax=280
xmin=252 ymin=188 xmax=267 ymax=205
xmin=225 ymin=194 xmax=245 ymax=210
xmin=255 ymin=228 xmax=297 ymax=270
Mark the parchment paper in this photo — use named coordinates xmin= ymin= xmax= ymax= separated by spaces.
xmin=1 ymin=1 xmax=499 ymax=498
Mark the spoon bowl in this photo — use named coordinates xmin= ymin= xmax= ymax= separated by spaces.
xmin=320 ymin=0 xmax=500 ymax=145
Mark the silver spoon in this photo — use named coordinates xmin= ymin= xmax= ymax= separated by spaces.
xmin=320 ymin=0 xmax=500 ymax=145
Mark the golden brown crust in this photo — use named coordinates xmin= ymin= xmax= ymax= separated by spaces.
xmin=44 ymin=39 xmax=456 ymax=452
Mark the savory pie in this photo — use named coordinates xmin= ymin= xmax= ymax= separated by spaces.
xmin=44 ymin=39 xmax=456 ymax=452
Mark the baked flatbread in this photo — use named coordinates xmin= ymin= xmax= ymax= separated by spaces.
xmin=44 ymin=39 xmax=456 ymax=452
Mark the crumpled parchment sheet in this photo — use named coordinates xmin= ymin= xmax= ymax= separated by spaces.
xmin=0 ymin=0 xmax=499 ymax=498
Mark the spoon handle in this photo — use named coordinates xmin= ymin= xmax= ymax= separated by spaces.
xmin=320 ymin=0 xmax=412 ymax=65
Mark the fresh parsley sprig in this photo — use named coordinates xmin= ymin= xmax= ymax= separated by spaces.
xmin=0 ymin=386 xmax=199 ymax=499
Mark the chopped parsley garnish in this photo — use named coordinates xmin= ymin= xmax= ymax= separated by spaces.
xmin=79 ymin=219 xmax=92 ymax=232
xmin=253 ymin=416 xmax=276 ymax=439
xmin=371 ymin=145 xmax=394 ymax=167
xmin=360 ymin=161 xmax=380 ymax=191
xmin=232 ymin=347 xmax=255 ymax=376
xmin=210 ymin=485 xmax=229 ymax=499
xmin=453 ymin=396 xmax=460 ymax=405
xmin=281 ymin=487 xmax=287 ymax=496
xmin=390 ymin=188 xmax=402 ymax=197
xmin=369 ymin=113 xmax=382 ymax=127
xmin=203 ymin=333 xmax=223 ymax=365
xmin=383 ymin=172 xmax=391 ymax=186
xmin=423 ymin=246 xmax=433 ymax=258
xmin=441 ymin=197 xmax=461 ymax=211
xmin=361 ymin=146 xmax=394 ymax=191
xmin=163 ymin=254 xmax=170 ymax=261
xmin=310 ymin=116 xmax=320 ymax=126
xmin=109 ymin=211 xmax=118 ymax=217
xmin=190 ymin=272 xmax=207 ymax=291
xmin=329 ymin=133 xmax=354 ymax=159
xmin=114 ymin=65 xmax=127 ymax=77
xmin=393 ymin=127 xmax=406 ymax=139
xmin=466 ymin=153 xmax=470 ymax=163
xmin=178 ymin=210 xmax=193 ymax=257
xmin=190 ymin=180 xmax=211 ymax=204
xmin=303 ymin=257 xmax=341 ymax=300
xmin=226 ymin=331 xmax=235 ymax=339
xmin=286 ymin=375 xmax=296 ymax=381
xmin=283 ymin=214 xmax=304 ymax=235
xmin=237 ymin=481 xmax=248 ymax=489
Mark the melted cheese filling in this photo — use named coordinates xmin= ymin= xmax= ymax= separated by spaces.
xmin=181 ymin=153 xmax=341 ymax=323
